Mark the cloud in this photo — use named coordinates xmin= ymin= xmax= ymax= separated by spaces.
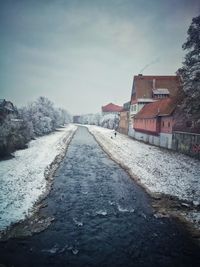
xmin=0 ymin=0 xmax=199 ymax=113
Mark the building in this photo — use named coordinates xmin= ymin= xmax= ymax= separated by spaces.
xmin=134 ymin=98 xmax=177 ymax=149
xmin=0 ymin=99 xmax=15 ymax=122
xmin=101 ymin=103 xmax=123 ymax=115
xmin=73 ymin=115 xmax=81 ymax=123
xmin=128 ymin=74 xmax=181 ymax=137
xmin=118 ymin=101 xmax=130 ymax=135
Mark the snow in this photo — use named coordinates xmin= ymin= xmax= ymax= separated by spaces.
xmin=86 ymin=125 xmax=200 ymax=227
xmin=0 ymin=124 xmax=77 ymax=231
xmin=78 ymin=112 xmax=119 ymax=129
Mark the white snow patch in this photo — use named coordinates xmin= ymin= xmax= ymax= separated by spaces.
xmin=0 ymin=124 xmax=77 ymax=231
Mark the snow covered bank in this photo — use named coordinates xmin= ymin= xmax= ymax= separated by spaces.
xmin=0 ymin=124 xmax=77 ymax=231
xmin=87 ymin=126 xmax=200 ymax=230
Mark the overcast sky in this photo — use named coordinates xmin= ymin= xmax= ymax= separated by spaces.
xmin=0 ymin=0 xmax=199 ymax=114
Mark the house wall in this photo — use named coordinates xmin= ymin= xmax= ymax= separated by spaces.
xmin=129 ymin=102 xmax=148 ymax=118
xmin=172 ymin=131 xmax=200 ymax=159
xmin=130 ymin=116 xmax=173 ymax=149
xmin=160 ymin=117 xmax=173 ymax=134
xmin=102 ymin=111 xmax=119 ymax=116
xmin=134 ymin=118 xmax=158 ymax=133
xmin=118 ymin=111 xmax=129 ymax=135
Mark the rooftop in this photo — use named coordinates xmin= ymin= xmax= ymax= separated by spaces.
xmin=134 ymin=97 xmax=177 ymax=119
xmin=102 ymin=103 xmax=123 ymax=113
xmin=131 ymin=75 xmax=181 ymax=102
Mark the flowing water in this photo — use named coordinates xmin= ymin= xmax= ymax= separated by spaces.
xmin=0 ymin=126 xmax=199 ymax=267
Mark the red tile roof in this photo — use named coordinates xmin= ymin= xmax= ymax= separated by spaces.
xmin=131 ymin=75 xmax=181 ymax=103
xmin=134 ymin=98 xmax=177 ymax=119
xmin=102 ymin=103 xmax=123 ymax=112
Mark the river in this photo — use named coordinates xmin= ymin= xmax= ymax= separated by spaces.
xmin=0 ymin=126 xmax=199 ymax=267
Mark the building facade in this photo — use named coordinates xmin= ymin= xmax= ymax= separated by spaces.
xmin=128 ymin=74 xmax=181 ymax=138
xmin=133 ymin=98 xmax=177 ymax=149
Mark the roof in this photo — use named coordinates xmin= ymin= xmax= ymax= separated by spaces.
xmin=131 ymin=75 xmax=181 ymax=103
xmin=134 ymin=98 xmax=177 ymax=119
xmin=102 ymin=103 xmax=123 ymax=112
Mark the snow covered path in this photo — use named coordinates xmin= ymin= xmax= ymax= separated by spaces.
xmin=0 ymin=124 xmax=77 ymax=231
xmin=87 ymin=126 xmax=200 ymax=230
xmin=87 ymin=126 xmax=200 ymax=203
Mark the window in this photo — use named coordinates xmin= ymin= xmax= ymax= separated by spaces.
xmin=186 ymin=121 xmax=192 ymax=127
xmin=168 ymin=122 xmax=170 ymax=127
xmin=162 ymin=121 xmax=164 ymax=127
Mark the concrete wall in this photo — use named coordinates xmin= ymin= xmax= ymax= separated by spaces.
xmin=134 ymin=131 xmax=160 ymax=146
xmin=160 ymin=133 xmax=172 ymax=149
xmin=128 ymin=126 xmax=135 ymax=138
xmin=128 ymin=128 xmax=172 ymax=149
xmin=172 ymin=131 xmax=200 ymax=159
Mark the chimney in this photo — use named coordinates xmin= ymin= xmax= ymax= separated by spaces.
xmin=138 ymin=74 xmax=143 ymax=76
xmin=153 ymin=78 xmax=156 ymax=89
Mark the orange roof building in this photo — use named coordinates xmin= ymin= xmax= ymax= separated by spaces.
xmin=131 ymin=74 xmax=181 ymax=102
xmin=102 ymin=103 xmax=123 ymax=114
xmin=128 ymin=74 xmax=182 ymax=137
xmin=134 ymin=97 xmax=177 ymax=136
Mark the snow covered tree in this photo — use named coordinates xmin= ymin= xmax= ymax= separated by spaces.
xmin=79 ymin=113 xmax=101 ymax=125
xmin=0 ymin=114 xmax=29 ymax=157
xmin=0 ymin=97 xmax=72 ymax=158
xmin=19 ymin=97 xmax=71 ymax=136
xmin=99 ymin=113 xmax=119 ymax=129
xmin=177 ymin=15 xmax=200 ymax=115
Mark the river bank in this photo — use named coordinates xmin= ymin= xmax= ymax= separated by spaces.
xmin=0 ymin=124 xmax=77 ymax=239
xmin=86 ymin=125 xmax=200 ymax=237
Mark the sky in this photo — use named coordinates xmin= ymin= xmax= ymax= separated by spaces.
xmin=0 ymin=0 xmax=199 ymax=114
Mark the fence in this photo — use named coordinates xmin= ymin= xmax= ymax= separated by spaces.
xmin=172 ymin=131 xmax=200 ymax=159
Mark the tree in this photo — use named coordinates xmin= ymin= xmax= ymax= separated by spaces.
xmin=0 ymin=96 xmax=72 ymax=158
xmin=177 ymin=15 xmax=200 ymax=115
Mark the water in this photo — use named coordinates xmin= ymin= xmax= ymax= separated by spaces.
xmin=0 ymin=127 xmax=199 ymax=267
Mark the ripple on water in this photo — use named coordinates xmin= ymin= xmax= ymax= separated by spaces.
xmin=96 ymin=210 xmax=107 ymax=216
xmin=73 ymin=218 xmax=83 ymax=227
xmin=42 ymin=244 xmax=79 ymax=255
xmin=117 ymin=204 xmax=135 ymax=213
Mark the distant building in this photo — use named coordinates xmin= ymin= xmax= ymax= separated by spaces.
xmin=118 ymin=101 xmax=130 ymax=135
xmin=73 ymin=116 xmax=81 ymax=123
xmin=101 ymin=103 xmax=123 ymax=115
xmin=0 ymin=99 xmax=16 ymax=122
xmin=128 ymin=74 xmax=181 ymax=137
